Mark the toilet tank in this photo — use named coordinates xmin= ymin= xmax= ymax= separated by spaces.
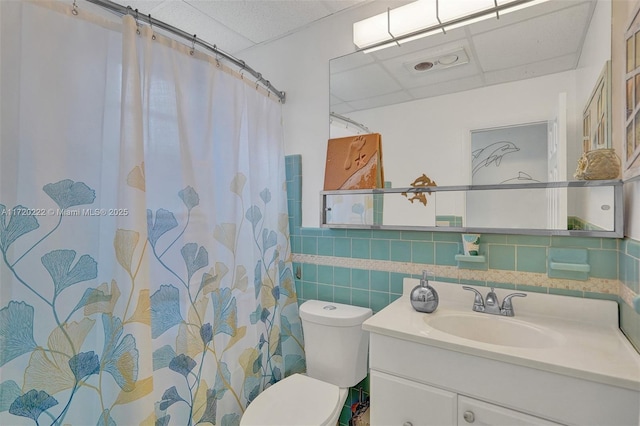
xmin=299 ymin=300 xmax=372 ymax=388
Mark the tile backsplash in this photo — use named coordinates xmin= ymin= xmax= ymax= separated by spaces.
xmin=285 ymin=155 xmax=640 ymax=341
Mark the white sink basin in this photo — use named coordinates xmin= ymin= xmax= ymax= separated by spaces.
xmin=363 ymin=279 xmax=640 ymax=393
xmin=424 ymin=312 xmax=562 ymax=348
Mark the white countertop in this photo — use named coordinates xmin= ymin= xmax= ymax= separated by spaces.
xmin=362 ymin=279 xmax=640 ymax=391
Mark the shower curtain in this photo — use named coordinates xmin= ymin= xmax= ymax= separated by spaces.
xmin=0 ymin=2 xmax=304 ymax=425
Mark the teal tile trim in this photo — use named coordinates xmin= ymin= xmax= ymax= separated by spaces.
xmin=551 ymin=236 xmax=601 ymax=249
xmin=302 ymin=236 xmax=318 ymax=255
xmin=627 ymin=238 xmax=640 ymax=258
xmin=435 ymin=242 xmax=459 ymax=266
xmin=412 ymin=241 xmax=434 ymax=264
xmin=390 ymin=240 xmax=411 ymax=262
xmin=507 ymin=235 xmax=551 ymax=246
xmin=371 ymin=239 xmax=390 ymax=260
xmin=283 ymin=155 xmax=638 ymax=350
xmin=317 ymin=237 xmax=334 ymax=256
xmin=489 ymin=245 xmax=515 ymax=270
xmin=517 ymin=246 xmax=547 ymax=273
xmin=352 ymin=238 xmax=371 ymax=259
xmin=589 ymin=249 xmax=618 ymax=279
xmin=370 ymin=270 xmax=390 ymax=292
xmin=317 ymin=265 xmax=333 ymax=284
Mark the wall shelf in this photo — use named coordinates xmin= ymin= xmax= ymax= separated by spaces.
xmin=454 ymin=254 xmax=486 ymax=263
xmin=320 ymin=180 xmax=623 ymax=238
xmin=548 ymin=248 xmax=591 ymax=281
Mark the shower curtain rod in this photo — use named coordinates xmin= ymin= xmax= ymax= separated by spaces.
xmin=329 ymin=112 xmax=370 ymax=134
xmin=83 ymin=0 xmax=286 ymax=103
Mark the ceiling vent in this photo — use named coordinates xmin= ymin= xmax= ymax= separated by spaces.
xmin=405 ymin=47 xmax=469 ymax=74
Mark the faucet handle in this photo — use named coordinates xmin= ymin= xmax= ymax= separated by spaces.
xmin=501 ymin=292 xmax=527 ymax=316
xmin=485 ymin=287 xmax=498 ymax=306
xmin=462 ymin=286 xmax=484 ymax=309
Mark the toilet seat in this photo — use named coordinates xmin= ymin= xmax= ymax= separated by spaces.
xmin=240 ymin=374 xmax=348 ymax=426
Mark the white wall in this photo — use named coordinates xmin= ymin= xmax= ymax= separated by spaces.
xmin=348 ymin=72 xmax=577 ymax=228
xmin=349 ymin=72 xmax=577 ymax=186
xmin=241 ymin=1 xmax=612 ymax=229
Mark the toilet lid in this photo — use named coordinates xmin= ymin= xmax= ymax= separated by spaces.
xmin=240 ymin=374 xmax=342 ymax=426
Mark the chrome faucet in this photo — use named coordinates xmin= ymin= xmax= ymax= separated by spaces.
xmin=462 ymin=286 xmax=526 ymax=317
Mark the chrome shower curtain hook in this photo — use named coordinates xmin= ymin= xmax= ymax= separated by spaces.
xmin=135 ymin=9 xmax=140 ymax=35
xmin=149 ymin=14 xmax=156 ymax=40
xmin=71 ymin=0 xmax=78 ymax=15
xmin=214 ymin=45 xmax=221 ymax=67
xmin=190 ymin=34 xmax=196 ymax=55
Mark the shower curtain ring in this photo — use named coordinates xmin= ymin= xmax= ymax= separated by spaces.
xmin=214 ymin=45 xmax=221 ymax=67
xmin=71 ymin=0 xmax=78 ymax=15
xmin=135 ymin=9 xmax=140 ymax=35
xmin=149 ymin=14 xmax=156 ymax=40
xmin=190 ymin=34 xmax=196 ymax=55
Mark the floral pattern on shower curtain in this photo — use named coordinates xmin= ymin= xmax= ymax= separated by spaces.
xmin=0 ymin=2 xmax=304 ymax=425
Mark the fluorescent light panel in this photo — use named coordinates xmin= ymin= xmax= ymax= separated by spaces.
xmin=353 ymin=0 xmax=546 ymax=50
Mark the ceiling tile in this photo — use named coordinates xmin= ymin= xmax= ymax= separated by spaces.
xmin=330 ymin=51 xmax=375 ymax=75
xmin=116 ymin=0 xmax=165 ymax=15
xmin=147 ymin=1 xmax=254 ymax=53
xmin=408 ymin=75 xmax=484 ymax=100
xmin=186 ymin=0 xmax=336 ymax=44
xmin=331 ymin=62 xmax=402 ymax=102
xmin=321 ymin=0 xmax=367 ymax=14
xmin=348 ymin=90 xmax=413 ymax=111
xmin=483 ymin=54 xmax=579 ymax=85
xmin=472 ymin=2 xmax=592 ymax=72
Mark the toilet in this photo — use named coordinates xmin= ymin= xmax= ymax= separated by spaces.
xmin=240 ymin=300 xmax=372 ymax=426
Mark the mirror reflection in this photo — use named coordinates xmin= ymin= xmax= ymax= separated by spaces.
xmin=322 ymin=182 xmax=620 ymax=235
xmin=328 ymin=0 xmax=613 ymax=233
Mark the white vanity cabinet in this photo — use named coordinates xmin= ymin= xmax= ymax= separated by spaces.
xmin=370 ymin=369 xmax=562 ymax=426
xmin=364 ymin=281 xmax=640 ymax=426
xmin=370 ymin=371 xmax=457 ymax=425
xmin=368 ymin=332 xmax=639 ymax=426
xmin=457 ymin=396 xmax=562 ymax=426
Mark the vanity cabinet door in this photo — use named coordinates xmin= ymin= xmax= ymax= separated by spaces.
xmin=457 ymin=396 xmax=564 ymax=426
xmin=370 ymin=370 xmax=457 ymax=426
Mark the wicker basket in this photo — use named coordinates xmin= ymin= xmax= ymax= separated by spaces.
xmin=574 ymin=148 xmax=621 ymax=180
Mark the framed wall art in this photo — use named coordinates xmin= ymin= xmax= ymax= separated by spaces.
xmin=583 ymin=61 xmax=611 ymax=152
xmin=624 ymin=7 xmax=640 ymax=170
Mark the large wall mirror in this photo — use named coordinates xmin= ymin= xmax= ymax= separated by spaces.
xmin=328 ymin=0 xmax=620 ymax=235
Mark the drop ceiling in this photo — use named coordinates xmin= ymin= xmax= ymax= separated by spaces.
xmin=330 ymin=0 xmax=599 ymax=114
xmin=105 ymin=0 xmax=599 ymax=113
xmin=111 ymin=0 xmax=365 ymax=54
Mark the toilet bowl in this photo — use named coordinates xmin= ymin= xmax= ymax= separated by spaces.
xmin=240 ymin=300 xmax=372 ymax=426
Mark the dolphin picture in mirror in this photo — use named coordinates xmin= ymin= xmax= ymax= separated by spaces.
xmin=471 ymin=141 xmax=521 ymax=177
xmin=471 ymin=122 xmax=548 ymax=186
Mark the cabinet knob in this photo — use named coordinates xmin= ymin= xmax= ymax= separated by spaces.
xmin=403 ymin=423 xmax=413 ymax=426
xmin=463 ymin=410 xmax=475 ymax=423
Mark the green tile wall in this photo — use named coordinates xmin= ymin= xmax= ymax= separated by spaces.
xmin=285 ymin=155 xmax=640 ymax=425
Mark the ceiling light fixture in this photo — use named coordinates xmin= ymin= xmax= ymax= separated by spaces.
xmin=353 ymin=0 xmax=548 ymax=53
